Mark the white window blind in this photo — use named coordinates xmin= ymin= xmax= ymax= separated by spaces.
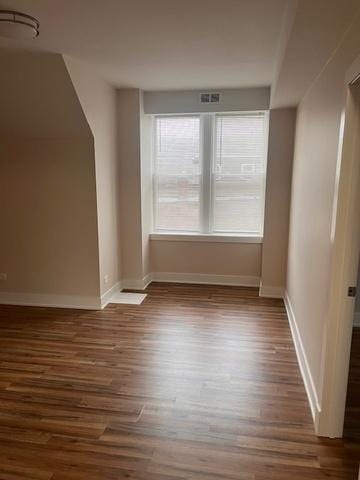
xmin=154 ymin=116 xmax=201 ymax=231
xmin=152 ymin=112 xmax=268 ymax=236
xmin=213 ymin=114 xmax=267 ymax=234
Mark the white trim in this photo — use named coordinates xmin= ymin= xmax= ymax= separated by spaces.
xmin=120 ymin=272 xmax=260 ymax=289
xmin=150 ymin=272 xmax=260 ymax=287
xmin=284 ymin=292 xmax=321 ymax=424
xmin=101 ymin=281 xmax=122 ymax=309
xmin=0 ymin=273 xmax=258 ymax=310
xmin=259 ymin=284 xmax=284 ymax=298
xmin=121 ymin=273 xmax=152 ymax=291
xmin=260 ymin=110 xmax=270 ymax=237
xmin=200 ymin=114 xmax=213 ymax=233
xmin=0 ymin=291 xmax=101 ymax=310
xmin=150 ymin=233 xmax=263 ymax=244
xmin=354 ymin=312 xmax=360 ymax=327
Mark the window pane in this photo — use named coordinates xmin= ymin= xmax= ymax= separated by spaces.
xmin=213 ymin=115 xmax=267 ymax=234
xmin=154 ymin=116 xmax=201 ymax=231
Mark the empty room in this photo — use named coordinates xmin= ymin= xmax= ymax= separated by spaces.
xmin=0 ymin=0 xmax=360 ymax=478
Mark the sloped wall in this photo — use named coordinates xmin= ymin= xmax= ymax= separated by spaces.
xmin=64 ymin=56 xmax=121 ymax=297
xmin=0 ymin=52 xmax=90 ymax=139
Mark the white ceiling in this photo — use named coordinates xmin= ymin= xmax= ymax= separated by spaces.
xmin=0 ymin=0 xmax=290 ymax=90
xmin=1 ymin=0 xmax=360 ymax=106
xmin=272 ymin=0 xmax=360 ymax=107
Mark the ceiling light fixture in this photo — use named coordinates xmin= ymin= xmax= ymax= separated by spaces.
xmin=0 ymin=10 xmax=39 ymax=40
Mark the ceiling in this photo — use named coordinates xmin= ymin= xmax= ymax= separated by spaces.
xmin=0 ymin=0 xmax=290 ymax=90
xmin=0 ymin=0 xmax=360 ymax=106
xmin=272 ymin=0 xmax=360 ymax=107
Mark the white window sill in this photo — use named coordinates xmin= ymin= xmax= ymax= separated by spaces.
xmin=150 ymin=233 xmax=263 ymax=244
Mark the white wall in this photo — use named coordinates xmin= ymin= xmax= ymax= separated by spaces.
xmin=65 ymin=56 xmax=121 ymax=297
xmin=286 ymin=10 xmax=360 ymax=416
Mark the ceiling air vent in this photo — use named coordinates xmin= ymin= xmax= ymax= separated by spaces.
xmin=200 ymin=92 xmax=221 ymax=104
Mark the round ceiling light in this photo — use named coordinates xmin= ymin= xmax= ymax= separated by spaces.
xmin=0 ymin=10 xmax=39 ymax=39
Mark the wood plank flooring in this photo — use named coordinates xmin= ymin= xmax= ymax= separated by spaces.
xmin=0 ymin=282 xmax=358 ymax=479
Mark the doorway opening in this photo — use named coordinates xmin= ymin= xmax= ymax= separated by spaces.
xmin=343 ymin=259 xmax=360 ymax=440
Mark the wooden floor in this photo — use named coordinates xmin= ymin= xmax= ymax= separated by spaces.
xmin=344 ymin=327 xmax=360 ymax=442
xmin=0 ymin=283 xmax=358 ymax=479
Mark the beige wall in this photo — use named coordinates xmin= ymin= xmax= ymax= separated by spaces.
xmin=261 ymin=108 xmax=296 ymax=293
xmin=119 ymin=88 xmax=294 ymax=287
xmin=149 ymin=107 xmax=294 ymax=286
xmin=0 ymin=52 xmax=89 ymax=139
xmin=117 ymin=89 xmax=144 ymax=282
xmin=287 ymin=12 xmax=360 ymax=399
xmin=140 ymin=94 xmax=153 ymax=278
xmin=0 ymin=52 xmax=101 ymax=304
xmin=144 ymin=87 xmax=270 ymax=114
xmin=65 ymin=57 xmax=121 ymax=296
xmin=150 ymin=241 xmax=261 ymax=280
xmin=0 ymin=139 xmax=100 ymax=298
xmin=0 ymin=55 xmax=294 ymax=304
xmin=117 ymin=89 xmax=156 ymax=286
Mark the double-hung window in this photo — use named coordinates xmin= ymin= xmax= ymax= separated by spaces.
xmin=152 ymin=112 xmax=268 ymax=238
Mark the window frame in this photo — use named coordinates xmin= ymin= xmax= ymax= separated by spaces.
xmin=151 ymin=111 xmax=269 ymax=240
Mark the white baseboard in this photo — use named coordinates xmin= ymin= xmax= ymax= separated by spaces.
xmin=0 ymin=291 xmax=102 ymax=310
xmin=0 ymin=273 xmax=259 ymax=311
xmin=150 ymin=272 xmax=260 ymax=287
xmin=259 ymin=284 xmax=285 ymax=298
xmin=354 ymin=312 xmax=360 ymax=327
xmin=101 ymin=281 xmax=122 ymax=308
xmin=284 ymin=292 xmax=321 ymax=423
xmin=121 ymin=272 xmax=260 ymax=289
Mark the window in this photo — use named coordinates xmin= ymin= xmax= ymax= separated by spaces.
xmin=153 ymin=112 xmax=268 ymax=237
xmin=213 ymin=114 xmax=267 ymax=234
xmin=153 ymin=116 xmax=201 ymax=232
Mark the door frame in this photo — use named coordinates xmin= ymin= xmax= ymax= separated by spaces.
xmin=316 ymin=55 xmax=360 ymax=437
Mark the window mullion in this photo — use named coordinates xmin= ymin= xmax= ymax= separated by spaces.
xmin=200 ymin=114 xmax=213 ymax=233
